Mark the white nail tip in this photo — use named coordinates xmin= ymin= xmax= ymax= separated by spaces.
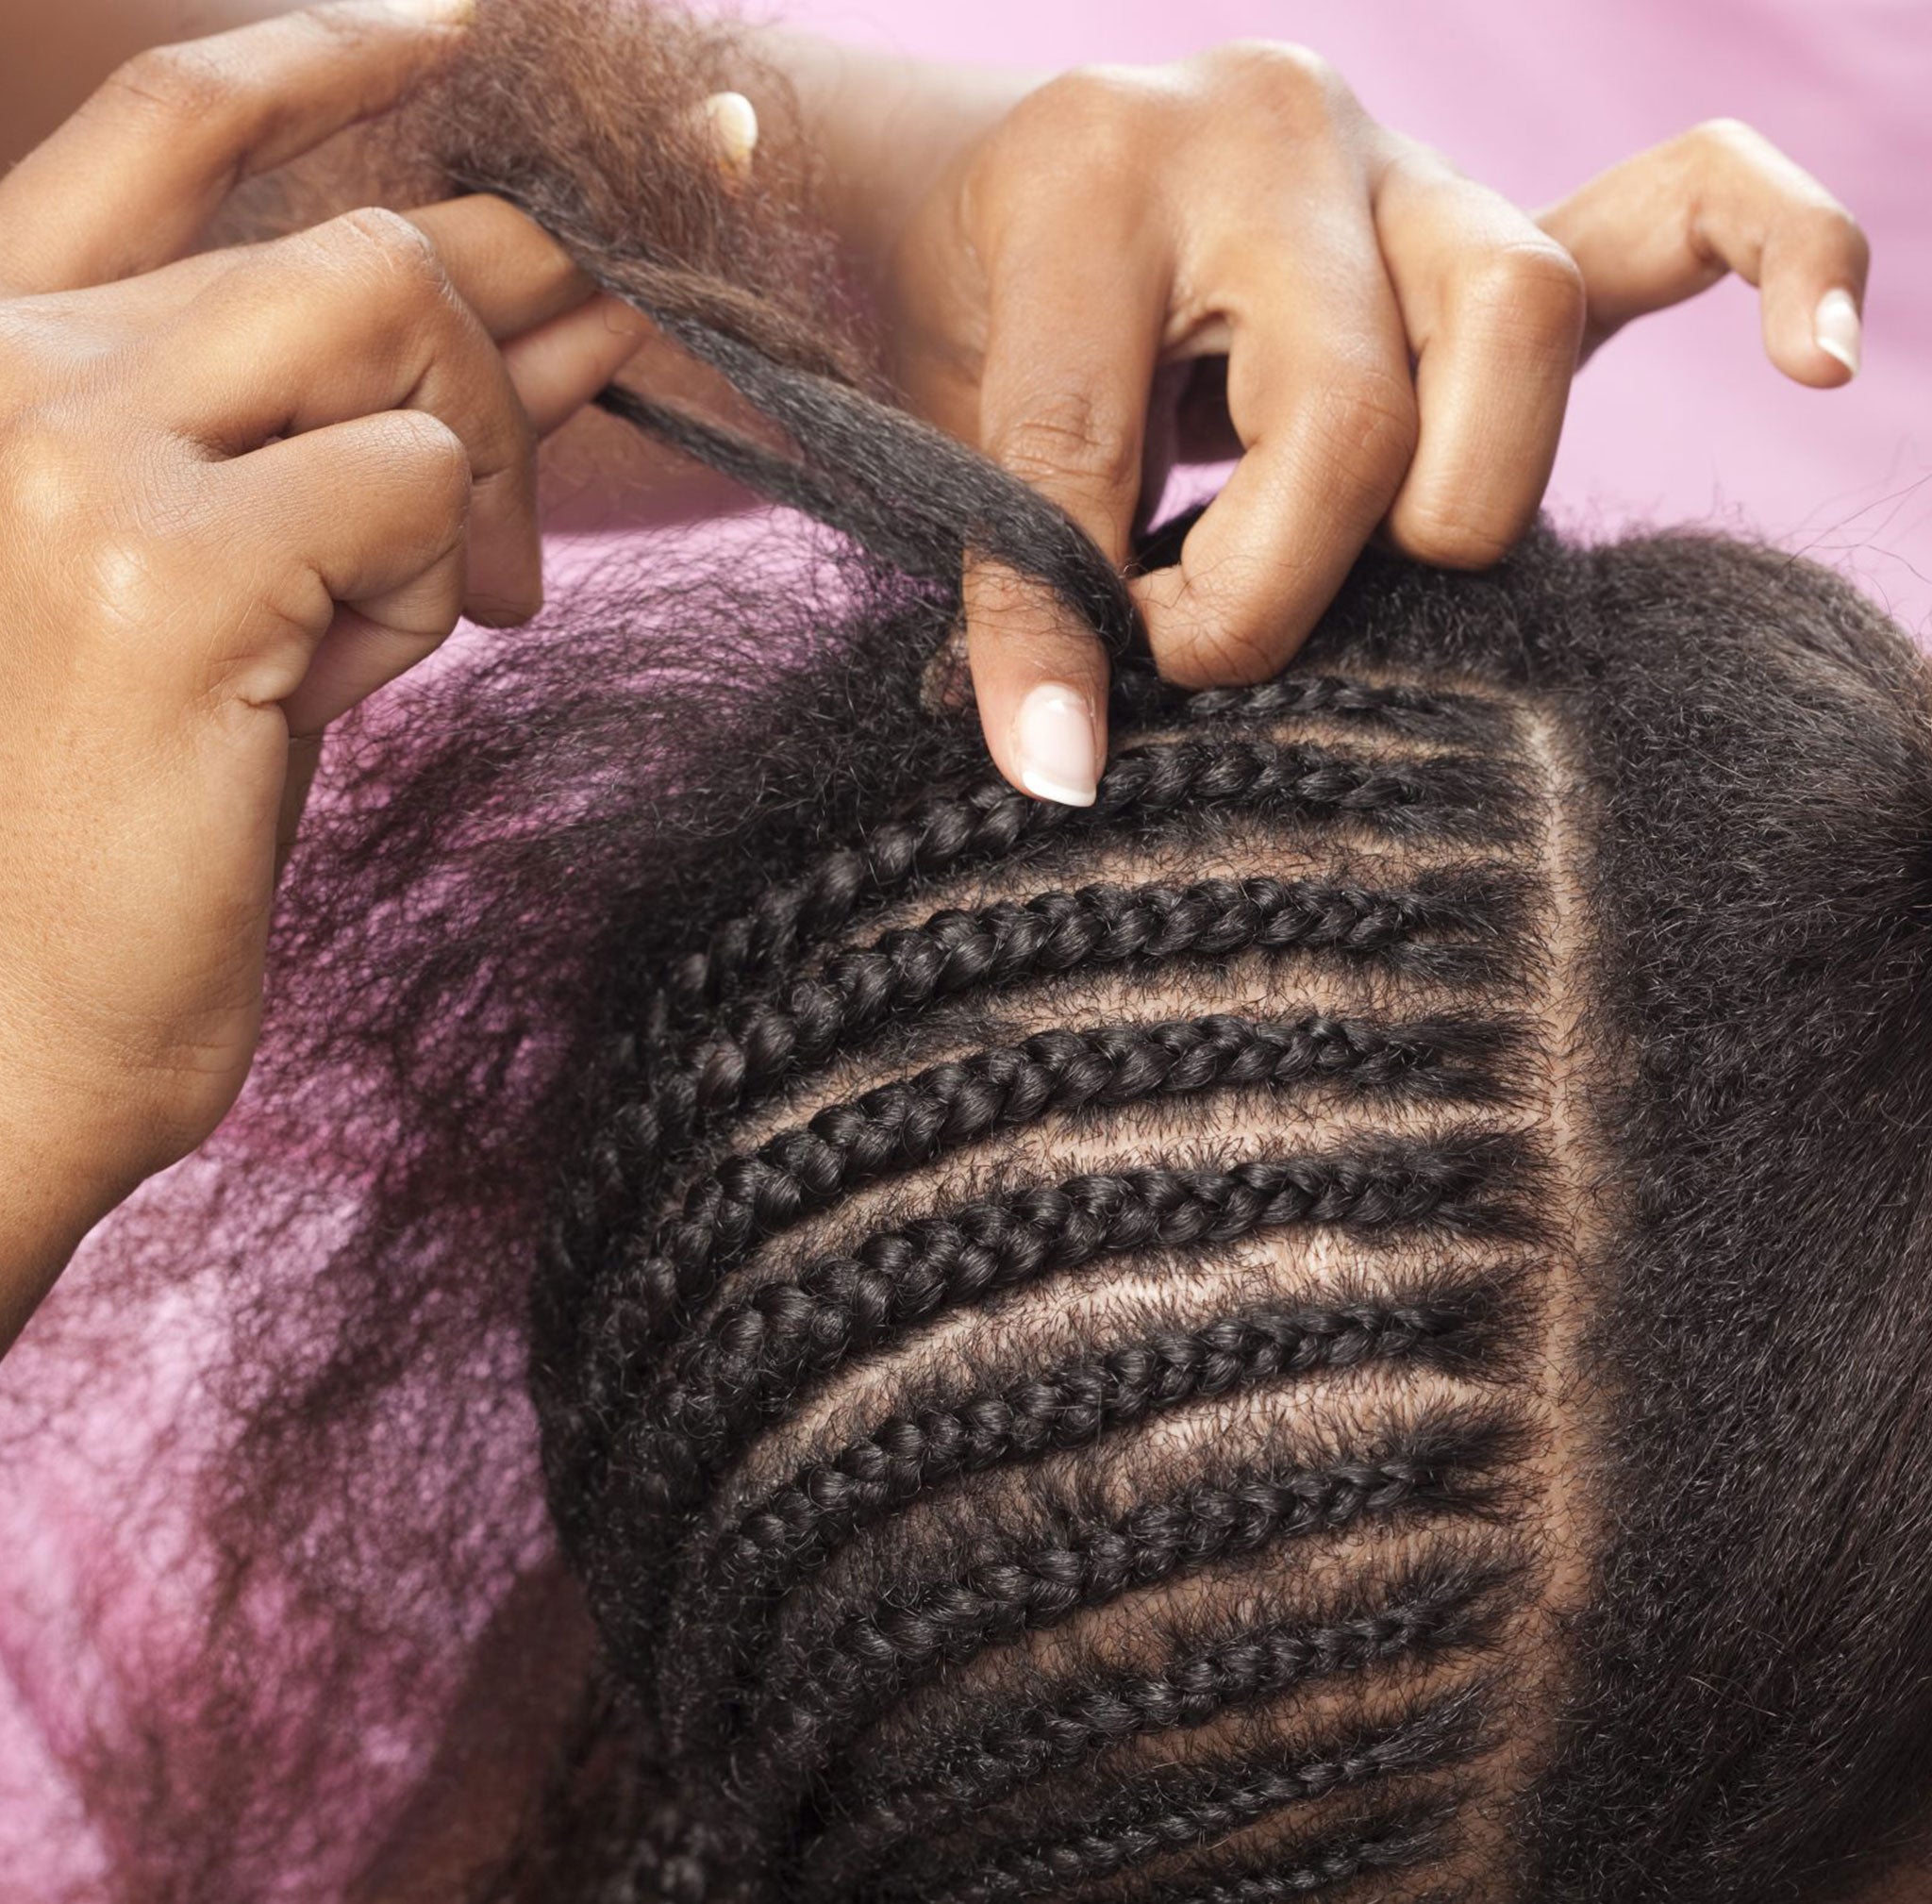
xmin=1018 ymin=768 xmax=1098 ymax=809
xmin=1013 ymin=684 xmax=1098 ymax=808
xmin=383 ymin=0 xmax=474 ymax=25
xmin=704 ymin=92 xmax=759 ymax=175
xmin=1814 ymin=288 xmax=1861 ymax=378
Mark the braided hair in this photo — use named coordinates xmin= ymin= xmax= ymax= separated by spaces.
xmin=24 ymin=8 xmax=1932 ymax=1903
xmin=501 ymin=531 xmax=1932 ymax=1904
xmin=522 ymin=588 xmax=1573 ymax=1903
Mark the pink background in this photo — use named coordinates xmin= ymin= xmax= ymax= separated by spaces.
xmin=3 ymin=3 xmax=1926 ymax=1890
xmin=764 ymin=0 xmax=1932 ymax=639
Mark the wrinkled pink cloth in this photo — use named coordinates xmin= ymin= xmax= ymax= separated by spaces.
xmin=6 ymin=0 xmax=1929 ymax=1891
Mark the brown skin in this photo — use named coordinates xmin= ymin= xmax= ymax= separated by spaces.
xmin=0 ymin=9 xmax=1898 ymax=1894
xmin=0 ymin=5 xmax=1866 ymax=1366
xmin=790 ymin=41 xmax=1869 ymax=799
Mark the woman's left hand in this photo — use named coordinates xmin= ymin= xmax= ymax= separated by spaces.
xmin=824 ymin=44 xmax=1867 ymax=806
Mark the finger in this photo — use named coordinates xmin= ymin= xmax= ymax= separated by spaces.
xmin=1132 ymin=203 xmax=1416 ymax=687
xmin=1537 ymin=118 xmax=1871 ymax=387
xmin=963 ymin=565 xmax=1112 ymax=808
xmin=1374 ymin=148 xmax=1587 ymax=568
xmin=53 ymin=191 xmax=604 ymax=355
xmin=966 ymin=212 xmax=1171 ymax=803
xmin=141 ymin=208 xmax=540 ymax=625
xmin=501 ymin=294 xmax=653 ymax=437
xmin=211 ymin=406 xmax=473 ymax=738
xmin=0 ymin=0 xmax=471 ymax=295
xmin=407 ymin=194 xmax=600 ymax=341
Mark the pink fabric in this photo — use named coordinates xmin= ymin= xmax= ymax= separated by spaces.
xmin=5 ymin=4 xmax=1926 ymax=1892
xmin=774 ymin=0 xmax=1932 ymax=637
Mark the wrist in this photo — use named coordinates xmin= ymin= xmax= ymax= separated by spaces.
xmin=749 ymin=30 xmax=1036 ymax=302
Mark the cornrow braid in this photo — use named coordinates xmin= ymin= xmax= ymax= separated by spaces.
xmin=1111 ymin=667 xmax=1512 ymax=742
xmin=626 ymin=1011 xmax=1526 ymax=1352
xmin=702 ymin=1288 xmax=1516 ymax=1601
xmin=872 ymin=1690 xmax=1490 ymax=1904
xmin=579 ymin=1132 xmax=1536 ymax=1558
xmin=653 ymin=1299 xmax=1520 ymax=1755
xmin=1132 ymin=1819 xmax=1458 ymax=1904
xmin=641 ymin=870 xmax=1533 ymax=1147
xmin=720 ymin=1412 xmax=1519 ymax=1830
xmin=643 ymin=736 xmax=1527 ymax=1029
xmin=808 ymin=1560 xmax=1516 ymax=1883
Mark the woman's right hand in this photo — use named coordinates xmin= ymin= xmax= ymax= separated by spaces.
xmin=0 ymin=0 xmax=646 ymax=1345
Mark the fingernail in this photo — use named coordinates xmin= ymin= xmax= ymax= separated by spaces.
xmin=702 ymin=91 xmax=759 ymax=178
xmin=1814 ymin=288 xmax=1861 ymax=377
xmin=382 ymin=0 xmax=474 ymax=25
xmin=1013 ymin=684 xmax=1098 ymax=807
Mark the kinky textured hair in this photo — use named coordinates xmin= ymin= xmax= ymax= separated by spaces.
xmin=8 ymin=6 xmax=1932 ymax=1904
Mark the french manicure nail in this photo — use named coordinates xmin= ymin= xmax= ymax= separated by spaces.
xmin=383 ymin=0 xmax=475 ymax=25
xmin=703 ymin=91 xmax=759 ymax=177
xmin=1814 ymin=288 xmax=1861 ymax=377
xmin=1013 ymin=684 xmax=1098 ymax=808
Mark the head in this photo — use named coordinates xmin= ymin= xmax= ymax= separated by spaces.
xmin=519 ymin=520 xmax=1932 ymax=1904
xmin=13 ymin=7 xmax=1932 ymax=1903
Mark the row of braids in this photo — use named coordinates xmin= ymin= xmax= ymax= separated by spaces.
xmin=825 ymin=1554 xmax=1517 ymax=1840
xmin=644 ymin=678 xmax=1517 ymax=1032
xmin=553 ymin=735 xmax=1533 ymax=1334
xmin=517 ymin=602 xmax=1572 ymax=1903
xmin=858 ymin=1687 xmax=1490 ymax=1904
xmin=379 ymin=18 xmax=1578 ymax=1898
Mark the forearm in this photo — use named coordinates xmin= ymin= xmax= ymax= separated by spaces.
xmin=0 ymin=4 xmax=1026 ymax=273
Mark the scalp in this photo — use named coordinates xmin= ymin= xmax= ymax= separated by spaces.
xmin=542 ymin=660 xmax=1609 ymax=1903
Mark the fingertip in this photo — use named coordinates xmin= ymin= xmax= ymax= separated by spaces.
xmin=460 ymin=517 xmax=542 ymax=627
xmin=1009 ymin=682 xmax=1100 ymax=807
xmin=462 ymin=592 xmax=541 ymax=629
xmin=1766 ymin=284 xmax=1861 ymax=390
xmin=701 ymin=92 xmax=759 ymax=182
xmin=1811 ymin=286 xmax=1862 ymax=381
xmin=1132 ymin=569 xmax=1298 ymax=692
xmin=503 ymin=295 xmax=650 ymax=438
xmin=962 ymin=560 xmax=1110 ymax=806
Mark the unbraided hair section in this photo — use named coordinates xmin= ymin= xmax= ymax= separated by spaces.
xmin=517 ymin=641 xmax=1583 ymax=1904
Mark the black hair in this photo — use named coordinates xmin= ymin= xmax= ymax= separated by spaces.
xmin=504 ymin=489 xmax=1932 ymax=1903
xmin=12 ymin=7 xmax=1932 ymax=1903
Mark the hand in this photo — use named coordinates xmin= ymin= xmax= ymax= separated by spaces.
xmin=859 ymin=47 xmax=1868 ymax=805
xmin=0 ymin=0 xmax=646 ymax=1342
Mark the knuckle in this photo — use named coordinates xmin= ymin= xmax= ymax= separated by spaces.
xmin=0 ymin=412 xmax=197 ymax=634
xmin=0 ymin=409 xmax=113 ymax=541
xmin=994 ymin=67 xmax=1156 ymax=187
xmin=378 ymin=409 xmax=473 ymax=490
xmin=75 ymin=530 xmax=180 ymax=635
xmin=1154 ymin=595 xmax=1286 ymax=690
xmin=1453 ymin=240 xmax=1589 ymax=346
xmin=319 ymin=208 xmax=451 ymax=299
xmin=1808 ymin=202 xmax=1871 ymax=276
xmin=1208 ymin=39 xmax=1338 ymax=101
xmin=1685 ymin=114 xmax=1761 ymax=157
xmin=1671 ymin=116 xmax=1774 ymax=182
xmin=1195 ymin=41 xmax=1351 ymax=139
xmin=1304 ymin=368 xmax=1421 ymax=491
xmin=992 ymin=387 xmax=1142 ymax=508
xmin=1392 ymin=496 xmax=1519 ymax=571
